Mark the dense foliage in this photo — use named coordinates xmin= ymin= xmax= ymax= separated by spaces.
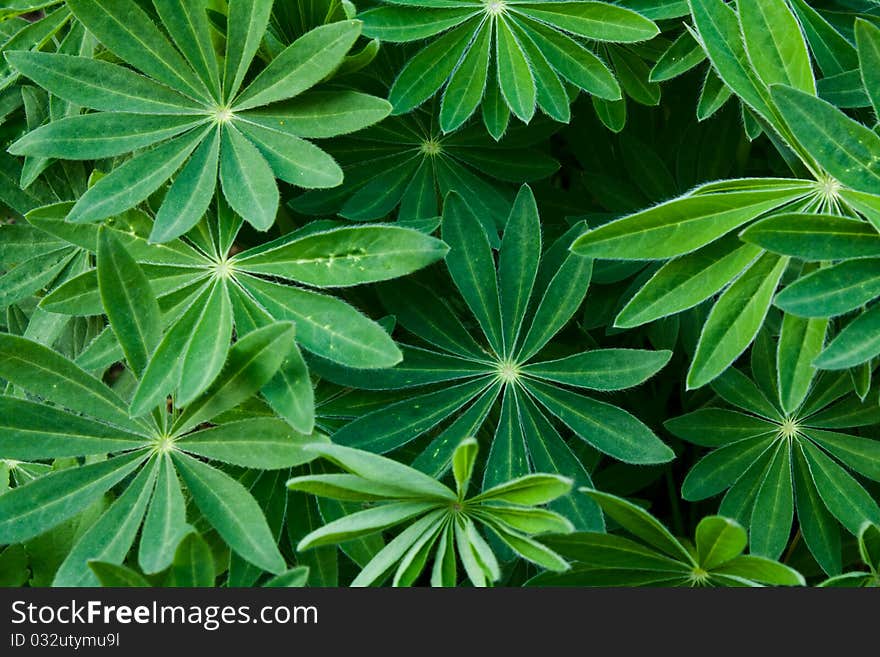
xmin=1 ymin=0 xmax=879 ymax=588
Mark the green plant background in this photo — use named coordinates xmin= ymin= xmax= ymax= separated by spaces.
xmin=0 ymin=0 xmax=879 ymax=588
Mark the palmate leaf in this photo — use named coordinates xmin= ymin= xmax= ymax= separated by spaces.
xmin=7 ymin=4 xmax=390 ymax=239
xmin=314 ymin=184 xmax=672 ymax=526
xmin=290 ymin=439 xmax=572 ymax=586
xmin=292 ymin=99 xmax=559 ymax=231
xmin=668 ymin=363 xmax=880 ymax=575
xmin=0 ymin=236 xmax=331 ymax=580
xmin=364 ymin=0 xmax=655 ymax=133
xmin=532 ymin=490 xmax=803 ymax=587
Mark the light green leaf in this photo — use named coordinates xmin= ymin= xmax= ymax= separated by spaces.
xmin=234 ymin=20 xmax=361 ymax=110
xmin=172 ymin=451 xmax=286 ymax=574
xmin=97 ymin=227 xmax=162 ymax=377
xmin=688 ymin=253 xmax=789 ymax=389
xmin=179 ymin=418 xmax=322 ymax=469
xmin=5 ymin=51 xmax=204 ymax=114
xmin=139 ymin=453 xmax=190 ymax=574
xmin=0 ymin=451 xmax=146 ymax=544
xmin=223 ymin=0 xmax=273 ymax=101
xmin=220 ymin=125 xmax=279 ymax=230
xmin=739 ymin=0 xmax=815 ymax=93
xmin=234 ymin=225 xmax=448 ymax=287
xmin=172 ymin=321 xmax=296 ymax=434
xmin=240 ymin=274 xmax=402 ymax=368
xmin=695 ymin=516 xmax=747 ymax=570
xmin=526 ymin=379 xmax=674 ymax=464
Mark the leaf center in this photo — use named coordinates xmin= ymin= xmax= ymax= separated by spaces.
xmin=495 ymin=359 xmax=521 ymax=384
xmin=212 ymin=105 xmax=235 ymax=125
xmin=778 ymin=417 xmax=800 ymax=440
xmin=420 ymin=138 xmax=443 ymax=156
xmin=483 ymin=0 xmax=508 ymax=17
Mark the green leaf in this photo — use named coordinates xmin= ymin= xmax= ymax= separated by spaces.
xmin=616 ymin=237 xmax=762 ymax=328
xmin=172 ymin=321 xmax=296 ymax=434
xmin=483 ymin=386 xmax=529 ymax=490
xmin=442 ymin=191 xmax=504 ymax=355
xmin=800 ymin=442 xmax=880 ymax=534
xmin=0 ymin=333 xmax=146 ymax=432
xmin=53 ymin=459 xmax=157 ymax=587
xmin=304 ymin=443 xmax=457 ymax=500
xmin=389 ymin=21 xmax=478 ymax=114
xmin=172 ymin=451 xmax=286 ymax=574
xmin=240 ymin=91 xmax=391 ymax=139
xmin=232 ymin=119 xmax=343 ymax=189
xmin=581 ymin=489 xmax=694 ymax=563
xmin=234 ymin=225 xmax=448 ymax=287
xmin=223 ymin=0 xmax=273 ymax=101
xmin=178 ymin=418 xmax=322 ymax=469
xmin=5 ymin=51 xmax=204 ymax=114
xmin=153 ymin=0 xmax=221 ymax=101
xmin=298 ymin=501 xmax=438 ymax=550
xmin=695 ymin=516 xmax=747 ymax=569
xmin=139 ymin=453 xmax=189 ymax=574
xmin=650 ymin=30 xmax=706 ymax=82
xmin=440 ymin=19 xmax=491 ymax=133
xmin=775 ymin=259 xmax=880 ymax=318
xmin=8 ymin=112 xmax=204 ymax=160
xmin=152 ymin=127 xmax=220 ymax=243
xmin=130 ymin=280 xmax=213 ymax=416
xmin=688 ymin=0 xmax=773 ymax=120
xmin=687 ymin=253 xmax=789 ymax=389
xmin=739 ymin=0 xmax=814 ymax=93
xmin=711 ymin=366 xmax=780 ymax=420
xmin=452 ymin=438 xmax=479 ymax=499
xmin=517 ymin=250 xmax=592 ymax=362
xmin=474 ymin=474 xmax=572 ymax=506
xmin=66 ymin=0 xmax=210 ymax=102
xmin=788 ymin=0 xmax=857 ymax=76
xmin=499 ymin=185 xmax=540 ymax=356
xmin=792 ymin=445 xmax=841 ymax=576
xmin=0 ymin=397 xmax=148 ymax=460
xmin=855 ymin=19 xmax=880 ymax=118
xmin=777 ymin=313 xmax=826 ymax=414
xmin=858 ymin=522 xmax=880 ymax=571
xmin=175 ymin=280 xmax=233 ymax=406
xmin=682 ymin=434 xmax=775 ymax=501
xmin=749 ymin=443 xmax=793 ymax=559
xmin=168 ymin=532 xmax=214 ymax=587
xmin=88 ymin=561 xmax=151 ymax=587
xmin=572 ymin=186 xmax=809 ymax=260
xmin=264 ymin=566 xmax=310 ymax=588
xmin=496 ymin=17 xmax=536 ymax=123
xmin=483 ymin=519 xmax=569 ymax=572
xmin=240 ymin=274 xmax=402 ymax=368
xmin=526 ymin=380 xmax=674 ymax=465
xmin=524 ymin=349 xmax=671 ymax=391
xmin=814 ymin=304 xmax=880 ymax=370
xmin=97 ymin=227 xmax=162 ymax=377
xmin=0 ymin=451 xmax=146 ymax=544
xmin=67 ymin=126 xmax=209 ymax=223
xmin=771 ymin=85 xmax=880 ymax=195
xmin=514 ymin=2 xmax=658 ymax=42
xmin=351 ymin=510 xmax=444 ymax=587
xmin=741 ymin=214 xmax=880 ymax=260
xmin=519 ymin=18 xmax=620 ymax=100
xmin=666 ymin=409 xmax=776 ymax=448
xmin=234 ymin=20 xmax=361 ymax=110
xmin=713 ymin=555 xmax=804 ymax=586
xmin=361 ymin=6 xmax=479 ymax=42
xmin=803 ymin=429 xmax=880 ymax=482
xmin=220 ymin=125 xmax=279 ymax=231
